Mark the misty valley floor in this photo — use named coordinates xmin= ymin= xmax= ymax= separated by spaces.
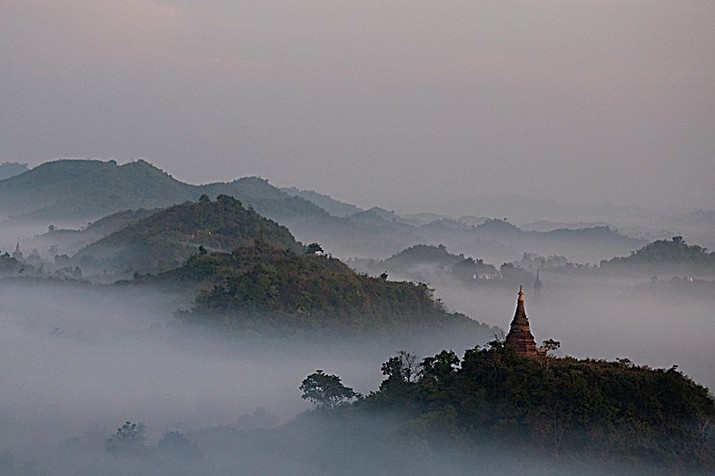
xmin=0 ymin=276 xmax=712 ymax=474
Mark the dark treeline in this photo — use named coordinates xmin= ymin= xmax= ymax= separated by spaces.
xmin=35 ymin=344 xmax=711 ymax=476
xmin=312 ymin=343 xmax=715 ymax=473
xmin=164 ymin=242 xmax=496 ymax=343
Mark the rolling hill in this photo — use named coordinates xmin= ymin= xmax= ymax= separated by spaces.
xmin=0 ymin=159 xmax=193 ymax=222
xmin=601 ymin=236 xmax=715 ymax=276
xmin=74 ymin=195 xmax=302 ymax=275
xmin=0 ymin=159 xmax=327 ymax=225
xmin=3 ymin=159 xmax=647 ymax=266
xmin=157 ymin=242 xmax=498 ymax=342
xmin=0 ymin=161 xmax=30 ymax=180
xmin=281 ymin=186 xmax=362 ymax=217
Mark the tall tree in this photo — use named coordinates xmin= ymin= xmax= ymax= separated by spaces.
xmin=300 ymin=370 xmax=357 ymax=409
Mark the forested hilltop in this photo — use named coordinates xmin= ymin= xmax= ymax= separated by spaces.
xmin=74 ymin=195 xmax=302 ymax=275
xmin=156 ymin=242 xmax=497 ymax=342
xmin=601 ymin=236 xmax=715 ymax=276
xmin=0 ymin=193 xmax=497 ymax=344
xmin=351 ymin=243 xmax=533 ymax=288
xmin=295 ymin=343 xmax=715 ymax=473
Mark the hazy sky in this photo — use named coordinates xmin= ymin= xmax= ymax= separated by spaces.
xmin=2 ymin=1 xmax=713 ymax=210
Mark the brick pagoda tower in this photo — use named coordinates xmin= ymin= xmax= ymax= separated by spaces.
xmin=505 ymin=286 xmax=538 ymax=356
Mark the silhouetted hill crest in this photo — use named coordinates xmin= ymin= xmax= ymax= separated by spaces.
xmin=281 ymin=187 xmax=362 ymax=217
xmin=0 ymin=159 xmax=193 ymax=221
xmin=474 ymin=218 xmax=521 ymax=234
xmin=602 ymin=237 xmax=715 ymax=271
xmin=74 ymin=195 xmax=301 ymax=275
xmin=159 ymin=244 xmax=498 ymax=341
xmin=0 ymin=159 xmax=331 ymax=224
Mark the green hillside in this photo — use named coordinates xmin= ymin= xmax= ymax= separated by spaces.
xmin=83 ymin=208 xmax=160 ymax=237
xmin=325 ymin=343 xmax=715 ymax=471
xmin=382 ymin=245 xmax=497 ymax=277
xmin=75 ymin=195 xmax=301 ymax=275
xmin=159 ymin=243 xmax=496 ymax=339
xmin=601 ymin=236 xmax=715 ymax=274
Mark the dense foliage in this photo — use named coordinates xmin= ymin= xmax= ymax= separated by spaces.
xmin=76 ymin=195 xmax=302 ymax=274
xmin=352 ymin=343 xmax=715 ymax=470
xmin=602 ymin=237 xmax=715 ymax=274
xmin=299 ymin=370 xmax=358 ymax=409
xmin=166 ymin=243 xmax=495 ymax=339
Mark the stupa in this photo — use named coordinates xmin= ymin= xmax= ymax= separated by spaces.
xmin=504 ymin=286 xmax=538 ymax=356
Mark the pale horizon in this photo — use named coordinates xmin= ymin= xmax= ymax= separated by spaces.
xmin=3 ymin=1 xmax=714 ymax=211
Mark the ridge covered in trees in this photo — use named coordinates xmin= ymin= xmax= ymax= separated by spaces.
xmin=163 ymin=243 xmax=496 ymax=340
xmin=602 ymin=236 xmax=715 ymax=271
xmin=303 ymin=343 xmax=715 ymax=472
xmin=75 ymin=195 xmax=302 ymax=275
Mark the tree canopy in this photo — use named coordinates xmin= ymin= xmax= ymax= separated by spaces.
xmin=300 ymin=370 xmax=357 ymax=409
xmin=346 ymin=344 xmax=715 ymax=470
xmin=166 ymin=243 xmax=497 ymax=340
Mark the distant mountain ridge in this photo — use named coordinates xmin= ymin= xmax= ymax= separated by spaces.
xmin=26 ymin=208 xmax=160 ymax=258
xmin=0 ymin=161 xmax=30 ymax=180
xmin=519 ymin=220 xmax=613 ymax=232
xmin=601 ymin=237 xmax=715 ymax=276
xmin=377 ymin=244 xmax=500 ymax=284
xmin=0 ymin=159 xmax=193 ymax=221
xmin=352 ymin=243 xmax=536 ymax=289
xmin=0 ymin=159 xmax=326 ymax=225
xmin=281 ymin=187 xmax=362 ymax=217
xmin=5 ymin=158 xmax=648 ymax=265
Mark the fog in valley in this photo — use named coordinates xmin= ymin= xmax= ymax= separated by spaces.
xmin=0 ymin=182 xmax=712 ymax=473
xmin=0 ymin=255 xmax=711 ymax=473
xmin=0 ymin=280 xmax=391 ymax=474
xmin=2 ymin=0 xmax=714 ymax=473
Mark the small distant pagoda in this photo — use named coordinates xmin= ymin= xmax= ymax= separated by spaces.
xmin=12 ymin=240 xmax=23 ymax=261
xmin=505 ymin=286 xmax=539 ymax=357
